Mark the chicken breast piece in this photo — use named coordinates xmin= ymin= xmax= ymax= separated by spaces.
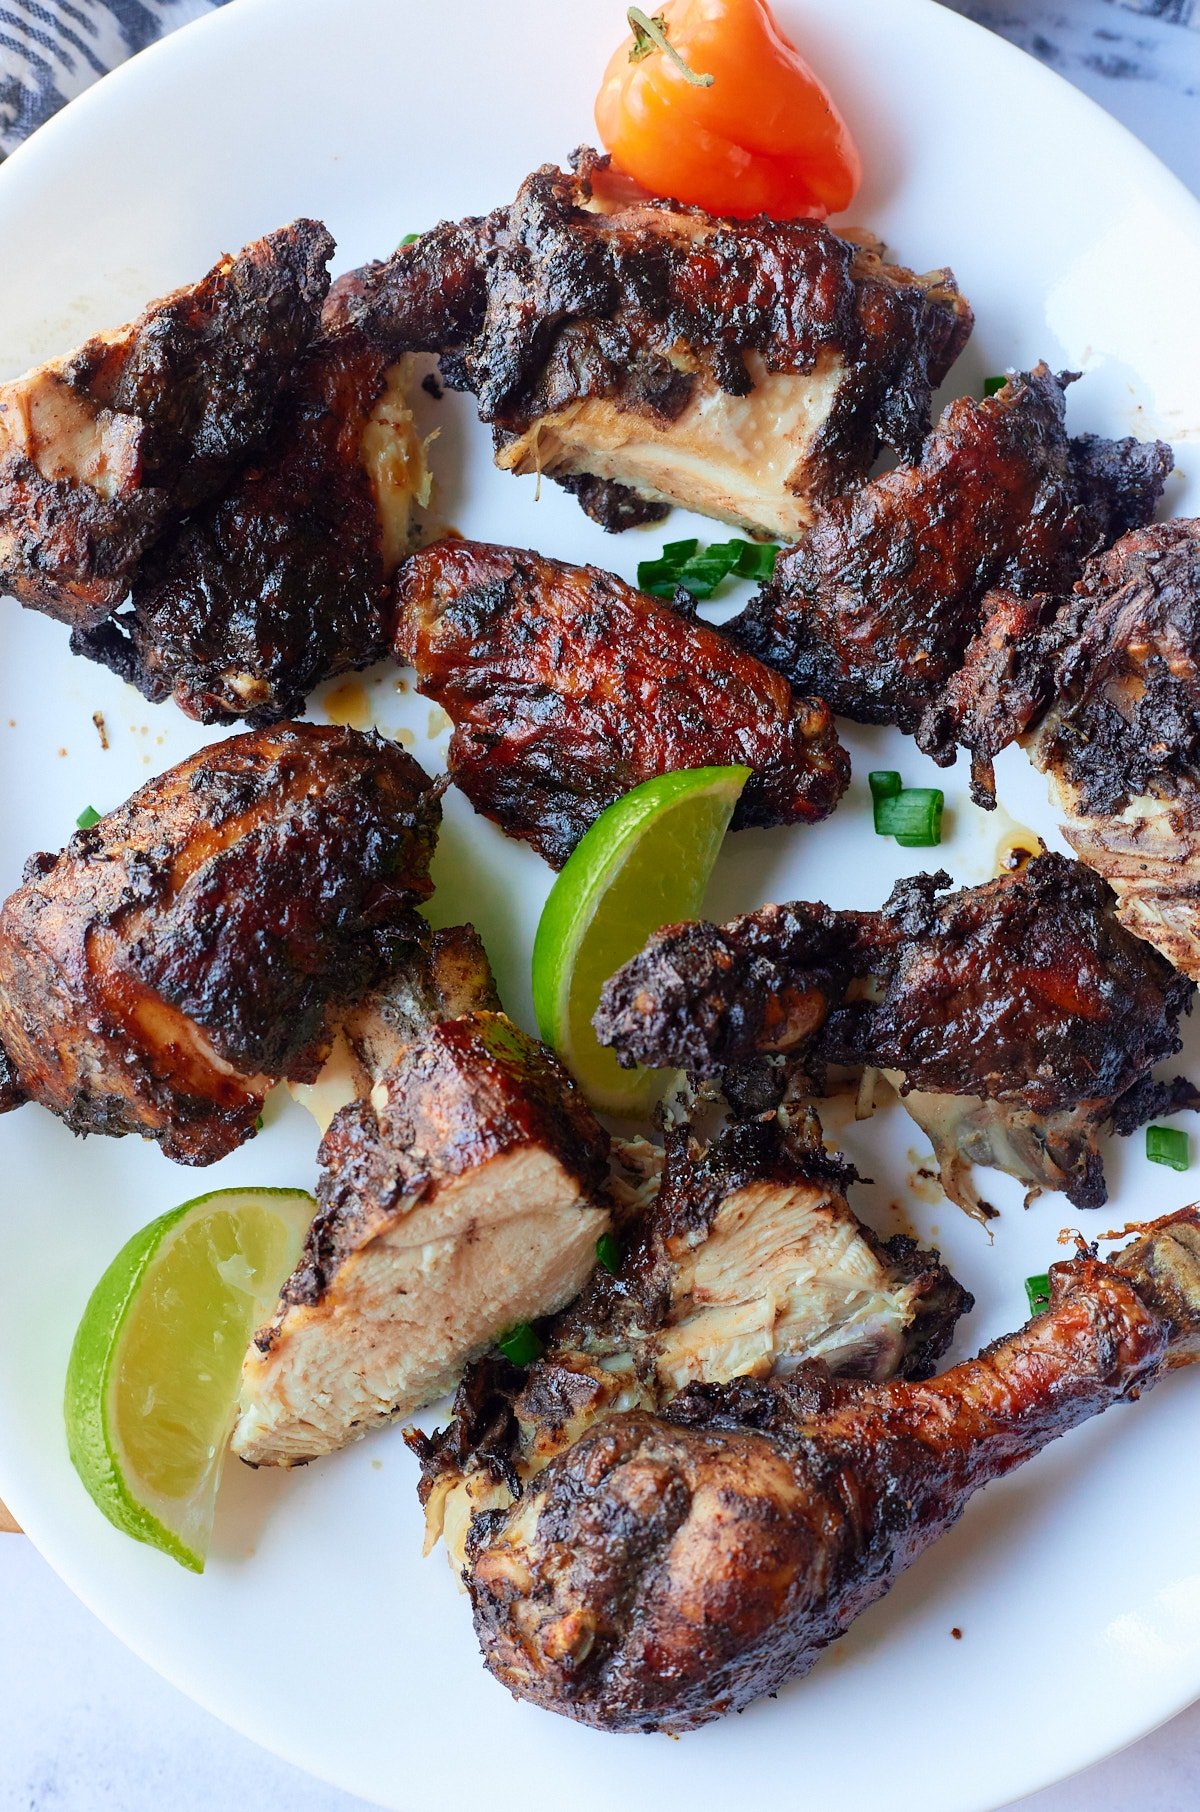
xmin=72 ymin=274 xmax=432 ymax=725
xmin=732 ymin=366 xmax=1172 ymax=730
xmin=0 ymin=724 xmax=439 ymax=1164
xmin=0 ymin=221 xmax=333 ymax=627
xmin=363 ymin=150 xmax=972 ymax=538
xmin=410 ymin=1115 xmax=971 ymax=1570
xmin=394 ymin=539 xmax=849 ymax=868
xmin=1023 ymin=520 xmax=1200 ymax=977
xmin=233 ymin=1011 xmax=610 ymax=1466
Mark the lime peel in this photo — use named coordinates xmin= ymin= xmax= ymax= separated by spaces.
xmin=532 ymin=765 xmax=750 ymax=1116
xmin=64 ymin=1187 xmax=315 ymax=1573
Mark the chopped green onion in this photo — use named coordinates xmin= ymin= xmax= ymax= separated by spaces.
xmin=596 ymin=1232 xmax=621 ymax=1274
xmin=637 ymin=537 xmax=780 ymax=601
xmin=398 ymin=232 xmax=421 ymax=246
xmin=868 ymin=771 xmax=903 ymax=823
xmin=1024 ymin=1273 xmax=1051 ymax=1316
xmin=1146 ymin=1124 xmax=1190 ymax=1171
xmin=983 ymin=375 xmax=1007 ymax=397
xmin=498 ymin=1321 xmax=544 ymax=1367
xmin=75 ymin=805 xmax=101 ymax=830
xmin=874 ymin=787 xmax=944 ymax=847
xmin=255 ymin=1115 xmax=265 ymax=1132
xmin=732 ymin=541 xmax=779 ymax=582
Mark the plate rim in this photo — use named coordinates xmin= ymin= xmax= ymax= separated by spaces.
xmin=1 ymin=1 xmax=1199 ymax=1807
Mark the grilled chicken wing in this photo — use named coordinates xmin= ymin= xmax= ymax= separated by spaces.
xmin=0 ymin=221 xmax=333 ymax=628
xmin=411 ymin=1114 xmax=970 ymax=1568
xmin=0 ymin=724 xmax=438 ymax=1163
xmin=233 ymin=1011 xmax=610 ymax=1466
xmin=363 ymin=150 xmax=972 ymax=538
xmin=394 ymin=539 xmax=849 ymax=867
xmin=596 ymin=855 xmax=1196 ymax=1219
xmin=465 ymin=1207 xmax=1200 ymax=1733
xmin=731 ymin=366 xmax=1172 ymax=729
xmin=71 ymin=275 xmax=431 ymax=725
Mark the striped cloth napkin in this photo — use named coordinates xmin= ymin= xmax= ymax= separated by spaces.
xmin=1 ymin=0 xmax=1196 ymax=162
xmin=0 ymin=0 xmax=231 ymax=157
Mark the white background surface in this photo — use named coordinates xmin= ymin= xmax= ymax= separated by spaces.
xmin=2 ymin=2 xmax=1200 ymax=1807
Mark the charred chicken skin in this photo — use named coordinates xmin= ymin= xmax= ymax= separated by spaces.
xmin=926 ymin=519 xmax=1200 ymax=979
xmin=363 ymin=150 xmax=973 ymax=538
xmin=411 ymin=1114 xmax=971 ymax=1569
xmin=465 ymin=1207 xmax=1200 ymax=1733
xmin=394 ymin=539 xmax=849 ymax=868
xmin=596 ymin=855 xmax=1196 ymax=1218
xmin=0 ymin=221 xmax=333 ymax=628
xmin=731 ymin=366 xmax=1172 ymax=729
xmin=71 ymin=272 xmax=431 ymax=725
xmin=0 ymin=724 xmax=439 ymax=1164
xmin=235 ymin=1010 xmax=610 ymax=1467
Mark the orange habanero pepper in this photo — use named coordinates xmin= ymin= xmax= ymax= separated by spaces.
xmin=595 ymin=0 xmax=862 ymax=221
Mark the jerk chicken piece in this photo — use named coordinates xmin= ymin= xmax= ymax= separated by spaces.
xmin=466 ymin=1206 xmax=1200 ymax=1733
xmin=394 ymin=539 xmax=849 ymax=868
xmin=596 ymin=855 xmax=1197 ymax=1220
xmin=0 ymin=724 xmax=438 ymax=1164
xmin=290 ymin=918 xmax=502 ymax=1135
xmin=233 ymin=1011 xmax=610 ymax=1466
xmin=364 ymin=150 xmax=973 ymax=537
xmin=71 ymin=273 xmax=432 ymax=725
xmin=731 ymin=366 xmax=1173 ymax=729
xmin=926 ymin=520 xmax=1200 ymax=979
xmin=411 ymin=1114 xmax=971 ymax=1569
xmin=0 ymin=221 xmax=333 ymax=627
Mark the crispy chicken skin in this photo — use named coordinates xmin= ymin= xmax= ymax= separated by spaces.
xmin=731 ymin=366 xmax=1172 ymax=729
xmin=233 ymin=1011 xmax=610 ymax=1466
xmin=927 ymin=520 xmax=1200 ymax=978
xmin=597 ymin=855 xmax=1196 ymax=1217
xmin=290 ymin=920 xmax=502 ymax=1134
xmin=0 ymin=221 xmax=333 ymax=627
xmin=0 ymin=724 xmax=439 ymax=1164
xmin=364 ymin=150 xmax=972 ymax=538
xmin=411 ymin=1116 xmax=971 ymax=1567
xmin=466 ymin=1207 xmax=1200 ymax=1733
xmin=394 ymin=539 xmax=850 ymax=868
xmin=71 ymin=274 xmax=431 ymax=725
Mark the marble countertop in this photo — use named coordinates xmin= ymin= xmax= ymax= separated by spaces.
xmin=3 ymin=3 xmax=1200 ymax=1809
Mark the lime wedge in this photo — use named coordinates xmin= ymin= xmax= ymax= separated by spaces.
xmin=64 ymin=1187 xmax=314 ymax=1573
xmin=532 ymin=766 xmax=750 ymax=1116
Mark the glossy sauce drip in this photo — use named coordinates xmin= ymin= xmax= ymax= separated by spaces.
xmin=996 ymin=825 xmax=1044 ymax=875
xmin=323 ymin=679 xmax=374 ymax=732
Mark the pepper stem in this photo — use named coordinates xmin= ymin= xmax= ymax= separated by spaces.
xmin=626 ymin=8 xmax=715 ymax=85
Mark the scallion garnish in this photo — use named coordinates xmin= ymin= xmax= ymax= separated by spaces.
xmin=498 ymin=1321 xmax=544 ymax=1367
xmin=596 ymin=1232 xmax=621 ymax=1274
xmin=873 ymin=786 xmax=944 ymax=848
xmin=868 ymin=771 xmax=902 ymax=821
xmin=637 ymin=537 xmax=779 ymax=601
xmin=76 ymin=805 xmax=101 ymax=830
xmin=399 ymin=232 xmax=421 ymax=246
xmin=983 ymin=375 xmax=1007 ymax=397
xmin=1024 ymin=1273 xmax=1051 ymax=1316
xmin=1146 ymin=1124 xmax=1190 ymax=1171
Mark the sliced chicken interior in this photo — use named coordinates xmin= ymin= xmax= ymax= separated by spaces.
xmin=410 ymin=1115 xmax=971 ymax=1570
xmin=234 ymin=1011 xmax=611 ymax=1466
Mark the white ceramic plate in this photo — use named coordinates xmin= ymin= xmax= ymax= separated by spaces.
xmin=1 ymin=1 xmax=1199 ymax=1806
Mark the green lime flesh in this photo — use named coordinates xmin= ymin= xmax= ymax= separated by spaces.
xmin=64 ymin=1187 xmax=314 ymax=1572
xmin=532 ymin=765 xmax=750 ymax=1116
